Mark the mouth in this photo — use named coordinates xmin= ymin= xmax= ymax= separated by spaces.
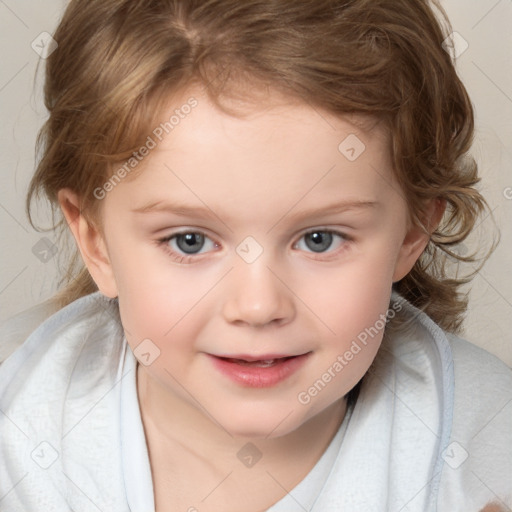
xmin=216 ymin=356 xmax=295 ymax=367
xmin=207 ymin=352 xmax=311 ymax=387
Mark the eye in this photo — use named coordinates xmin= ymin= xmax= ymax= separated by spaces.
xmin=158 ymin=231 xmax=219 ymax=262
xmin=158 ymin=228 xmax=350 ymax=264
xmin=173 ymin=232 xmax=209 ymax=254
xmin=294 ymin=229 xmax=348 ymax=254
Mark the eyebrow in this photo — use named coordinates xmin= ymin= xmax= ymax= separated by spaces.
xmin=132 ymin=198 xmax=378 ymax=223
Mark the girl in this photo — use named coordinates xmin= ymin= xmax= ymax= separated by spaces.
xmin=0 ymin=1 xmax=510 ymax=511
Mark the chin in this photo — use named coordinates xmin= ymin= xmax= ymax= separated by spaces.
xmin=220 ymin=407 xmax=306 ymax=440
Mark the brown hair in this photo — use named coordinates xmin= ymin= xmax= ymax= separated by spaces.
xmin=27 ymin=0 xmax=496 ymax=333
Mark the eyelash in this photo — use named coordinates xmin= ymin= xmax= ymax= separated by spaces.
xmin=156 ymin=229 xmax=352 ymax=264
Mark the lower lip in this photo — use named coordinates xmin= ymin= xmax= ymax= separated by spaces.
xmin=208 ymin=353 xmax=311 ymax=388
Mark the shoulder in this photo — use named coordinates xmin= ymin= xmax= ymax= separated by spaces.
xmin=0 ymin=292 xmax=119 ymax=364
xmin=0 ymin=298 xmax=59 ymax=365
xmin=447 ymin=332 xmax=512 ymax=380
xmin=0 ymin=292 xmax=124 ymax=409
xmin=0 ymin=293 xmax=132 ymax=511
xmin=0 ymin=291 xmax=125 ymax=442
xmin=444 ymin=332 xmax=512 ymax=451
xmin=441 ymin=333 xmax=512 ymax=508
xmin=391 ymin=292 xmax=511 ymax=398
xmin=388 ymin=293 xmax=512 ymax=507
xmin=445 ymin=331 xmax=512 ymax=437
xmin=446 ymin=332 xmax=512 ymax=414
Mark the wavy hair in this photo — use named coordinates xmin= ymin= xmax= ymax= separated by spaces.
xmin=27 ymin=0 xmax=496 ymax=333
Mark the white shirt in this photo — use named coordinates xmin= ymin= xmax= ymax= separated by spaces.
xmin=0 ymin=292 xmax=510 ymax=511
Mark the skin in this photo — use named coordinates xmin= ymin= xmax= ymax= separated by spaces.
xmin=59 ymin=86 xmax=444 ymax=511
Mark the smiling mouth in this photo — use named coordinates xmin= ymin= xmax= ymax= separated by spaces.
xmin=208 ymin=352 xmax=311 ymax=387
xmin=216 ymin=356 xmax=295 ymax=368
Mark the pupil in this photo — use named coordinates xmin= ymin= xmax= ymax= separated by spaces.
xmin=306 ymin=231 xmax=332 ymax=253
xmin=177 ymin=233 xmax=204 ymax=254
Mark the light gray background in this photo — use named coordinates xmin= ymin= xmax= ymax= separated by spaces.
xmin=1 ymin=1 xmax=511 ymax=365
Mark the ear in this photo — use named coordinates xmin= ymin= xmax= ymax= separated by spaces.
xmin=57 ymin=188 xmax=118 ymax=298
xmin=392 ymin=198 xmax=446 ymax=282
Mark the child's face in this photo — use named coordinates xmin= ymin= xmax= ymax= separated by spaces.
xmin=74 ymin=87 xmax=429 ymax=437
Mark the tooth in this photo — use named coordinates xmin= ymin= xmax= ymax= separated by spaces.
xmin=224 ymin=357 xmax=290 ymax=367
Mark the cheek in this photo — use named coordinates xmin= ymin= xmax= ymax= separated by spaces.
xmin=113 ymin=262 xmax=216 ymax=362
xmin=303 ymin=246 xmax=398 ymax=336
xmin=294 ymin=247 xmax=398 ymax=398
xmin=117 ymin=291 xmax=206 ymax=379
xmin=105 ymin=233 xmax=185 ymax=325
xmin=117 ymin=280 xmax=203 ymax=345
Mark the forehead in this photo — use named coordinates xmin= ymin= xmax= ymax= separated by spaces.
xmin=103 ymin=86 xmax=399 ymax=218
xmin=167 ymin=84 xmax=386 ymax=151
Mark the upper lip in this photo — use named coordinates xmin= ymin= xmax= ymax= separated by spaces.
xmin=211 ymin=353 xmax=309 ymax=361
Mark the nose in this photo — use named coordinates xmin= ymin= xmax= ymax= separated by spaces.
xmin=221 ymin=256 xmax=296 ymax=328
